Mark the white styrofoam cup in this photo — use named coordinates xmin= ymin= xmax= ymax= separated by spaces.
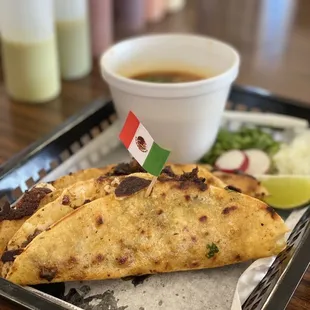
xmin=100 ymin=34 xmax=240 ymax=163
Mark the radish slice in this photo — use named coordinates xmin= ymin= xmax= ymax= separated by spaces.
xmin=244 ymin=149 xmax=270 ymax=175
xmin=215 ymin=150 xmax=249 ymax=173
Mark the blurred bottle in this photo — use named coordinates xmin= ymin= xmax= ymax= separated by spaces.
xmin=146 ymin=0 xmax=166 ymax=23
xmin=114 ymin=0 xmax=145 ymax=35
xmin=89 ymin=0 xmax=113 ymax=59
xmin=0 ymin=0 xmax=60 ymax=103
xmin=167 ymin=0 xmax=186 ymax=13
xmin=54 ymin=0 xmax=92 ymax=80
xmin=0 ymin=8 xmax=2 ymax=63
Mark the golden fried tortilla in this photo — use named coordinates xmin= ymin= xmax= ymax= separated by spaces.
xmin=0 ymin=165 xmax=112 ymax=251
xmin=212 ymin=170 xmax=269 ymax=199
xmin=1 ymin=175 xmax=126 ymax=277
xmin=0 ymin=219 xmax=25 ymax=272
xmin=50 ymin=165 xmax=116 ymax=189
xmin=0 ymin=184 xmax=59 ymax=270
xmin=5 ymin=172 xmax=287 ymax=286
xmin=1 ymin=165 xmax=224 ymax=277
xmin=0 ymin=161 xmax=262 ymax=276
xmin=0 ymin=166 xmax=116 ymax=275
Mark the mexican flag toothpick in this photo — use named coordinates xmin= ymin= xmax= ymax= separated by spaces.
xmin=119 ymin=111 xmax=170 ymax=196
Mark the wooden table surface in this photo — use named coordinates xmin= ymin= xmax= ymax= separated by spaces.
xmin=0 ymin=0 xmax=309 ymax=309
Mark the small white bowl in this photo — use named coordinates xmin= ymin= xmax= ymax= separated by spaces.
xmin=100 ymin=33 xmax=240 ymax=163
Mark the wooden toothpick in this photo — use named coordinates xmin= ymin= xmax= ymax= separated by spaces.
xmin=145 ymin=176 xmax=158 ymax=197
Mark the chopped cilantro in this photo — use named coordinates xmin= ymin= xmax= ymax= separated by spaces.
xmin=206 ymin=243 xmax=219 ymax=258
xmin=200 ymin=127 xmax=280 ymax=166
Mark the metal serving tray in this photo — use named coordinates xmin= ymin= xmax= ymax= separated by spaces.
xmin=0 ymin=85 xmax=309 ymax=310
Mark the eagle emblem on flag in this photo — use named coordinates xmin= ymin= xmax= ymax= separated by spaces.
xmin=135 ymin=136 xmax=148 ymax=152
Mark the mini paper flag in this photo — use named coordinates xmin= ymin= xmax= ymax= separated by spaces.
xmin=119 ymin=111 xmax=170 ymax=176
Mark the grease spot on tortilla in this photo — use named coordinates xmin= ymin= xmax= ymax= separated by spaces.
xmin=189 ymin=261 xmax=200 ymax=268
xmin=266 ymin=206 xmax=277 ymax=219
xmin=92 ymin=254 xmax=104 ymax=264
xmin=96 ymin=175 xmax=107 ymax=183
xmin=21 ymin=229 xmax=42 ymax=248
xmin=222 ymin=206 xmax=238 ymax=215
xmin=165 ymin=262 xmax=171 ymax=270
xmin=62 ymin=195 xmax=70 ymax=205
xmin=199 ymin=215 xmax=207 ymax=222
xmin=96 ymin=215 xmax=104 ymax=226
xmin=184 ymin=194 xmax=190 ymax=201
xmin=191 ymin=236 xmax=197 ymax=242
xmin=39 ymin=266 xmax=57 ymax=282
xmin=68 ymin=256 xmax=77 ymax=264
xmin=116 ymin=256 xmax=128 ymax=265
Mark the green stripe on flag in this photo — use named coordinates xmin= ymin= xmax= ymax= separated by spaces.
xmin=143 ymin=142 xmax=170 ymax=176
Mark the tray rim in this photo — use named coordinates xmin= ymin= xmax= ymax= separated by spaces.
xmin=0 ymin=95 xmax=112 ymax=180
xmin=1 ymin=84 xmax=310 ymax=310
xmin=263 ymin=219 xmax=310 ymax=310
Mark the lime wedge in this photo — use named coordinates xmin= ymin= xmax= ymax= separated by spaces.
xmin=258 ymin=175 xmax=310 ymax=209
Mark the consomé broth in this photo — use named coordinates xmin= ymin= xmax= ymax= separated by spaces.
xmin=129 ymin=70 xmax=208 ymax=83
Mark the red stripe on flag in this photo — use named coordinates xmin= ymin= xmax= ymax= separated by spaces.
xmin=119 ymin=111 xmax=140 ymax=148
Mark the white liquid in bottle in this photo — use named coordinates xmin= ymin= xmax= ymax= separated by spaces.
xmin=0 ymin=0 xmax=60 ymax=103
xmin=2 ymin=38 xmax=60 ymax=103
xmin=167 ymin=0 xmax=186 ymax=13
xmin=54 ymin=0 xmax=92 ymax=80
